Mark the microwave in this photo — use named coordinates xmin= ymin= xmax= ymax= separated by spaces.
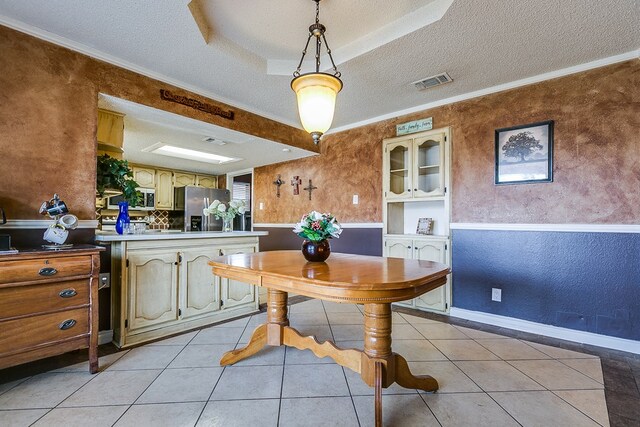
xmin=107 ymin=188 xmax=155 ymax=211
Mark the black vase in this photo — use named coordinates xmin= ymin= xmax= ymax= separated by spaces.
xmin=301 ymin=239 xmax=331 ymax=262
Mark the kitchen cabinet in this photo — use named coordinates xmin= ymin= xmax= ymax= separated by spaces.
xmin=196 ymin=175 xmax=217 ymax=188
xmin=133 ymin=167 xmax=156 ymax=189
xmin=180 ymin=248 xmax=221 ymax=319
xmin=126 ymin=250 xmax=179 ymax=332
xmin=174 ymin=172 xmax=196 ymax=188
xmin=383 ymin=236 xmax=450 ymax=312
xmin=0 ymin=246 xmax=103 ymax=373
xmin=97 ymin=109 xmax=125 ymax=160
xmin=106 ymin=235 xmax=262 ymax=348
xmin=382 ymin=127 xmax=452 ymax=314
xmin=220 ymin=246 xmax=256 ymax=310
xmin=155 ymin=169 xmax=173 ymax=210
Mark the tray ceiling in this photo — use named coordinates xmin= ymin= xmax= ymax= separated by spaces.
xmin=0 ymin=0 xmax=638 ymax=130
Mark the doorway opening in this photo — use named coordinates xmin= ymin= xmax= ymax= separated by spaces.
xmin=227 ymin=170 xmax=253 ymax=231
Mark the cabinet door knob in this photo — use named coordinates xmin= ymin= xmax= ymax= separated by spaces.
xmin=407 ymin=246 xmax=411 ymax=249
xmin=59 ymin=319 xmax=77 ymax=330
xmin=38 ymin=267 xmax=58 ymax=276
xmin=414 ymin=247 xmax=418 ymax=250
xmin=58 ymin=289 xmax=77 ymax=298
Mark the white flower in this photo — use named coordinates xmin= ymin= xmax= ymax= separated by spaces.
xmin=311 ymin=211 xmax=322 ymax=220
xmin=203 ymin=208 xmax=211 ymax=216
xmin=209 ymin=200 xmax=221 ymax=209
xmin=217 ymin=204 xmax=226 ymax=212
xmin=238 ymin=206 xmax=246 ymax=214
xmin=229 ymin=200 xmax=238 ymax=208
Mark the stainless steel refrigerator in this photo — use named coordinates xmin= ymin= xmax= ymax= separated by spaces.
xmin=173 ymin=186 xmax=230 ymax=231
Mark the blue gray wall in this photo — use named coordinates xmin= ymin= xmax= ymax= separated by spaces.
xmin=452 ymin=229 xmax=640 ymax=341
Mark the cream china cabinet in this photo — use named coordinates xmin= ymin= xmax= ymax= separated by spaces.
xmin=382 ymin=127 xmax=452 ymax=313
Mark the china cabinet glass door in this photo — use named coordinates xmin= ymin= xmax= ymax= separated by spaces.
xmin=385 ymin=141 xmax=412 ymax=199
xmin=412 ymin=133 xmax=445 ymax=198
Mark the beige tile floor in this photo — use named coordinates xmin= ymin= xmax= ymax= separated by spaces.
xmin=0 ymin=300 xmax=609 ymax=426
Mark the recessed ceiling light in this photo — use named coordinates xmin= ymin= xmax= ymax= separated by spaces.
xmin=143 ymin=143 xmax=240 ymax=164
xmin=282 ymin=148 xmax=291 ymax=152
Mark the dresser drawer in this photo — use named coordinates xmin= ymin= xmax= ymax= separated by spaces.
xmin=0 ymin=279 xmax=90 ymax=320
xmin=0 ymin=308 xmax=89 ymax=355
xmin=0 ymin=256 xmax=92 ymax=284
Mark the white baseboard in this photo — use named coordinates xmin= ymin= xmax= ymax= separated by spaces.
xmin=449 ymin=307 xmax=640 ymax=355
xmin=98 ymin=329 xmax=113 ymax=345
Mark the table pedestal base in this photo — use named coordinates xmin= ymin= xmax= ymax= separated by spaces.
xmin=220 ymin=289 xmax=438 ymax=427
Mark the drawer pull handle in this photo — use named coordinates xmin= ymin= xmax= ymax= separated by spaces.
xmin=39 ymin=267 xmax=58 ymax=276
xmin=59 ymin=319 xmax=77 ymax=330
xmin=59 ymin=289 xmax=77 ymax=298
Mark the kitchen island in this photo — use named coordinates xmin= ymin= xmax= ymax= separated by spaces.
xmin=95 ymin=231 xmax=268 ymax=348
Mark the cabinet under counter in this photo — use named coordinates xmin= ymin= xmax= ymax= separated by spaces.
xmin=95 ymin=232 xmax=267 ymax=348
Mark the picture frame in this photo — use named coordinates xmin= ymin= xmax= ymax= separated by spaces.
xmin=495 ymin=120 xmax=554 ymax=185
xmin=416 ymin=217 xmax=434 ymax=235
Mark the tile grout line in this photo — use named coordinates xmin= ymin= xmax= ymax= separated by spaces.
xmin=194 ymin=314 xmax=253 ymax=425
xmin=499 ymin=357 xmax=610 ymax=424
xmin=550 ymin=390 xmax=608 ymax=427
xmin=323 ymin=301 xmax=362 ymax=427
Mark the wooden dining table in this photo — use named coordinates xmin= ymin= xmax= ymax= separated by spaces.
xmin=209 ymin=250 xmax=450 ymax=427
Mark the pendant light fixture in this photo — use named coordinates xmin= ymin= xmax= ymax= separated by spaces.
xmin=291 ymin=0 xmax=343 ymax=145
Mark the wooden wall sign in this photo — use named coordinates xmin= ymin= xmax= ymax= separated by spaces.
xmin=159 ymin=89 xmax=234 ymax=120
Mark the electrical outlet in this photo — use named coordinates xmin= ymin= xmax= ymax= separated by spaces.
xmin=352 ymin=194 xmax=359 ymax=204
xmin=491 ymin=288 xmax=502 ymax=302
xmin=98 ymin=273 xmax=110 ymax=290
xmin=259 ymin=202 xmax=264 ymax=210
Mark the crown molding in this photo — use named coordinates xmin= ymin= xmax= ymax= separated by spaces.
xmin=329 ymin=49 xmax=640 ymax=134
xmin=0 ymin=15 xmax=301 ymax=129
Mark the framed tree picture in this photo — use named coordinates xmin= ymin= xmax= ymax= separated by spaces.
xmin=495 ymin=120 xmax=554 ymax=185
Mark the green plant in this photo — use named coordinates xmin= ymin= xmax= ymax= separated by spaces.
xmin=96 ymin=154 xmax=143 ymax=206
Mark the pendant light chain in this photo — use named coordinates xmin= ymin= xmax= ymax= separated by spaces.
xmin=293 ymin=0 xmax=340 ymax=78
xmin=291 ymin=0 xmax=344 ymax=144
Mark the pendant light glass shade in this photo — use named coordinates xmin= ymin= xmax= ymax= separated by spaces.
xmin=291 ymin=73 xmax=343 ymax=141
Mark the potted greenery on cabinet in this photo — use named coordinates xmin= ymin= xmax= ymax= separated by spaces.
xmin=96 ymin=154 xmax=142 ymax=234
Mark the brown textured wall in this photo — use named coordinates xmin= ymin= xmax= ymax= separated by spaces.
xmin=0 ymin=25 xmax=313 ymax=220
xmin=255 ymin=60 xmax=640 ymax=224
xmin=254 ymin=124 xmax=382 ymax=223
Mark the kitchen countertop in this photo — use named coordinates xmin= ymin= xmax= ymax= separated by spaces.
xmin=94 ymin=230 xmax=268 ymax=242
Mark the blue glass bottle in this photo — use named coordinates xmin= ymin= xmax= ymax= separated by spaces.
xmin=115 ymin=201 xmax=130 ymax=234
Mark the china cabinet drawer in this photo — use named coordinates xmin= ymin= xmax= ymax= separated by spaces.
xmin=0 ymin=279 xmax=90 ymax=320
xmin=0 ymin=255 xmax=92 ymax=284
xmin=0 ymin=308 xmax=89 ymax=356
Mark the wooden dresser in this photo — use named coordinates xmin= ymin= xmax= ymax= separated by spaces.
xmin=0 ymin=245 xmax=104 ymax=373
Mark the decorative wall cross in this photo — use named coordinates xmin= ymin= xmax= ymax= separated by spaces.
xmin=303 ymin=179 xmax=318 ymax=201
xmin=273 ymin=175 xmax=284 ymax=197
xmin=291 ymin=176 xmax=302 ymax=195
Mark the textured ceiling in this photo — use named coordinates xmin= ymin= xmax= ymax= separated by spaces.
xmin=0 ymin=0 xmax=638 ymax=130
xmin=98 ymin=95 xmax=315 ymax=175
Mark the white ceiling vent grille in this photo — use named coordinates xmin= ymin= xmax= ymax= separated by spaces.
xmin=412 ymin=72 xmax=453 ymax=91
xmin=202 ymin=137 xmax=227 ymax=146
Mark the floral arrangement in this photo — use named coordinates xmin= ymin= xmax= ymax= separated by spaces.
xmin=293 ymin=211 xmax=342 ymax=242
xmin=203 ymin=199 xmax=247 ymax=221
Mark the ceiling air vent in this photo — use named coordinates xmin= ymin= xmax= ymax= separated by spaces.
xmin=202 ymin=137 xmax=227 ymax=146
xmin=412 ymin=72 xmax=453 ymax=91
